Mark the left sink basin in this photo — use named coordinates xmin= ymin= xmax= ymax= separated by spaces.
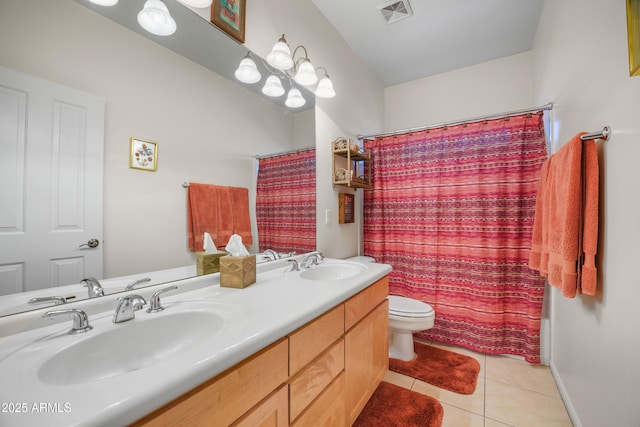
xmin=38 ymin=309 xmax=225 ymax=385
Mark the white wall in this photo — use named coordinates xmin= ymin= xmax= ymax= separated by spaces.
xmin=533 ymin=1 xmax=640 ymax=426
xmin=384 ymin=52 xmax=535 ymax=131
xmin=0 ymin=0 xmax=296 ymax=277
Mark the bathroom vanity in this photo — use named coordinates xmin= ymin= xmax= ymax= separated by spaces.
xmin=0 ymin=256 xmax=391 ymax=426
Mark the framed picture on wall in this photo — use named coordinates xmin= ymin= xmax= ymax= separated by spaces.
xmin=211 ymin=0 xmax=246 ymax=43
xmin=627 ymin=0 xmax=640 ymax=76
xmin=129 ymin=138 xmax=158 ymax=172
xmin=338 ymin=193 xmax=355 ymax=224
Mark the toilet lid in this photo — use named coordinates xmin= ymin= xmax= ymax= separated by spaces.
xmin=388 ymin=295 xmax=434 ymax=318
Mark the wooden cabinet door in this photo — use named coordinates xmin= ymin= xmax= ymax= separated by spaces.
xmin=345 ymin=300 xmax=389 ymax=425
xmin=231 ymin=386 xmax=288 ymax=427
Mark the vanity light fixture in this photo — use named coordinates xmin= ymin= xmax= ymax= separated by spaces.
xmin=137 ymin=0 xmax=177 ymax=37
xmin=261 ymin=75 xmax=285 ymax=97
xmin=234 ymin=53 xmax=262 ymax=84
xmin=265 ymin=34 xmax=336 ymax=99
xmin=176 ymin=0 xmax=213 ymax=8
xmin=285 ymin=88 xmax=306 ymax=108
xmin=88 ymin=0 xmax=118 ymax=5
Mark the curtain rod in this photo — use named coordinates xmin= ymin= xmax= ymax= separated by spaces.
xmin=357 ymin=102 xmax=554 ymax=140
xmin=255 ymin=146 xmax=315 ymax=160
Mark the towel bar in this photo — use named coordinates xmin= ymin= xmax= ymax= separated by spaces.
xmin=580 ymin=126 xmax=611 ymax=142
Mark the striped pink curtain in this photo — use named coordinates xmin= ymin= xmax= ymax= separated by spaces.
xmin=363 ymin=113 xmax=547 ymax=363
xmin=256 ymin=149 xmax=316 ymax=254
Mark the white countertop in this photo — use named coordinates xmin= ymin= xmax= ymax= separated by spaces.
xmin=0 ymin=257 xmax=391 ymax=427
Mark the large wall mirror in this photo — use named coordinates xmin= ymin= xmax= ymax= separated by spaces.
xmin=0 ymin=0 xmax=316 ymax=317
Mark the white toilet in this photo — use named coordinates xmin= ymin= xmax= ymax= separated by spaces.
xmin=346 ymin=256 xmax=436 ymax=362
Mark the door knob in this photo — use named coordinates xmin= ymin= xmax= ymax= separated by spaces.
xmin=79 ymin=238 xmax=100 ymax=248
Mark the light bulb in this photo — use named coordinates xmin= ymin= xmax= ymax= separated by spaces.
xmin=285 ymin=88 xmax=306 ymax=108
xmin=262 ymin=75 xmax=285 ymax=97
xmin=293 ymin=59 xmax=318 ymax=86
xmin=266 ymin=36 xmax=294 ymax=71
xmin=315 ymin=76 xmax=336 ymax=98
xmin=234 ymin=57 xmax=261 ymax=84
xmin=137 ymin=0 xmax=177 ymax=36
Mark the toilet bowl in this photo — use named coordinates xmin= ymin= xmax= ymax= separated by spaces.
xmin=388 ymin=295 xmax=435 ymax=361
xmin=344 ymin=256 xmax=435 ymax=362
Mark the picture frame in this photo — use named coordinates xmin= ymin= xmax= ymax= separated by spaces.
xmin=129 ymin=138 xmax=158 ymax=172
xmin=211 ymin=0 xmax=246 ymax=44
xmin=627 ymin=0 xmax=640 ymax=76
xmin=338 ymin=193 xmax=355 ymax=224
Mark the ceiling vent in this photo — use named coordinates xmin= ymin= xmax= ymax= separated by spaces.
xmin=377 ymin=0 xmax=413 ymax=24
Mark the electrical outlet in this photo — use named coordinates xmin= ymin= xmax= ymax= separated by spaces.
xmin=325 ymin=209 xmax=332 ymax=225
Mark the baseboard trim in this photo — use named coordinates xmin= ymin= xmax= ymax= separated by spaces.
xmin=549 ymin=360 xmax=582 ymax=427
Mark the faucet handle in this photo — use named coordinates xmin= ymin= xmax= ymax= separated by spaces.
xmin=125 ymin=277 xmax=151 ymax=291
xmin=147 ymin=285 xmax=178 ymax=313
xmin=43 ymin=308 xmax=93 ymax=334
xmin=29 ymin=296 xmax=67 ymax=307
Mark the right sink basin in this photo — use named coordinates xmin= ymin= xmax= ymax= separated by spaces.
xmin=299 ymin=262 xmax=366 ymax=281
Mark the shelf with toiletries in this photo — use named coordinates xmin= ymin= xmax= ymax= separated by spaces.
xmin=332 ymin=138 xmax=371 ymax=190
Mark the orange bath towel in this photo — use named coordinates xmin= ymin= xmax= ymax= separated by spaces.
xmin=529 ymin=133 xmax=599 ymax=298
xmin=187 ymin=183 xmax=219 ymax=251
xmin=216 ymin=186 xmax=234 ymax=247
xmin=229 ymin=187 xmax=253 ymax=245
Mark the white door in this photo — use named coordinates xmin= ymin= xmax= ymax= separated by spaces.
xmin=0 ymin=66 xmax=104 ymax=295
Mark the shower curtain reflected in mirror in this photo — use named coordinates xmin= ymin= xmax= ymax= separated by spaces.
xmin=256 ymin=148 xmax=316 ymax=254
xmin=363 ymin=112 xmax=547 ymax=363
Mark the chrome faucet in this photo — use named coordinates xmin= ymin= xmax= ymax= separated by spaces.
xmin=124 ymin=277 xmax=151 ymax=291
xmin=42 ymin=308 xmax=93 ymax=334
xmin=113 ymin=294 xmax=147 ymax=323
xmin=81 ymin=277 xmax=104 ymax=298
xmin=263 ymin=249 xmax=281 ymax=261
xmin=300 ymin=252 xmax=325 ymax=268
xmin=287 ymin=259 xmax=300 ymax=271
xmin=147 ymin=285 xmax=178 ymax=313
xmin=28 ymin=296 xmax=67 ymax=307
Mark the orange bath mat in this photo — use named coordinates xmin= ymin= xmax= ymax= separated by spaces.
xmin=354 ymin=381 xmax=443 ymax=427
xmin=389 ymin=342 xmax=481 ymax=394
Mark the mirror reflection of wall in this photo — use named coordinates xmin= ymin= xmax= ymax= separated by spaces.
xmin=0 ymin=0 xmax=316 ymax=316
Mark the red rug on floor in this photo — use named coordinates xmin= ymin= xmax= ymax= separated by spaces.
xmin=354 ymin=381 xmax=443 ymax=427
xmin=389 ymin=342 xmax=481 ymax=394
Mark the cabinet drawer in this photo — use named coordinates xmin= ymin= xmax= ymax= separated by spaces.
xmin=345 ymin=276 xmax=389 ymax=331
xmin=289 ymin=304 xmax=344 ymax=375
xmin=133 ymin=338 xmax=289 ymax=427
xmin=291 ymin=372 xmax=346 ymax=427
xmin=289 ymin=339 xmax=344 ymax=422
xmin=231 ymin=385 xmax=288 ymax=427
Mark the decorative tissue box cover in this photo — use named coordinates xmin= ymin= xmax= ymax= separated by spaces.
xmin=196 ymin=252 xmax=225 ymax=276
xmin=220 ymin=255 xmax=256 ymax=288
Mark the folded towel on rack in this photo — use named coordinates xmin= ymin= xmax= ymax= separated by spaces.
xmin=187 ymin=183 xmax=219 ymax=252
xmin=216 ymin=186 xmax=234 ymax=247
xmin=529 ymin=133 xmax=599 ymax=298
xmin=229 ymin=186 xmax=253 ymax=245
xmin=581 ymin=139 xmax=599 ymax=295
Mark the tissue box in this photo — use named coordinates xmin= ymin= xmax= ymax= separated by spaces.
xmin=196 ymin=252 xmax=225 ymax=276
xmin=220 ymin=255 xmax=256 ymax=288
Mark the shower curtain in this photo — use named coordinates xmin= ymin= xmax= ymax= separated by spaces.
xmin=256 ymin=148 xmax=316 ymax=254
xmin=363 ymin=113 xmax=547 ymax=363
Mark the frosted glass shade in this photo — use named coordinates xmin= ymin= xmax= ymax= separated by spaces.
xmin=266 ymin=38 xmax=294 ymax=71
xmin=294 ymin=59 xmax=318 ymax=86
xmin=315 ymin=76 xmax=336 ymax=98
xmin=285 ymin=88 xmax=306 ymax=108
xmin=137 ymin=0 xmax=176 ymax=36
xmin=88 ymin=0 xmax=118 ymax=5
xmin=234 ymin=57 xmax=261 ymax=84
xmin=262 ymin=75 xmax=285 ymax=97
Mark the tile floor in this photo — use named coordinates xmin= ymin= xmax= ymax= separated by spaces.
xmin=383 ymin=340 xmax=574 ymax=427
